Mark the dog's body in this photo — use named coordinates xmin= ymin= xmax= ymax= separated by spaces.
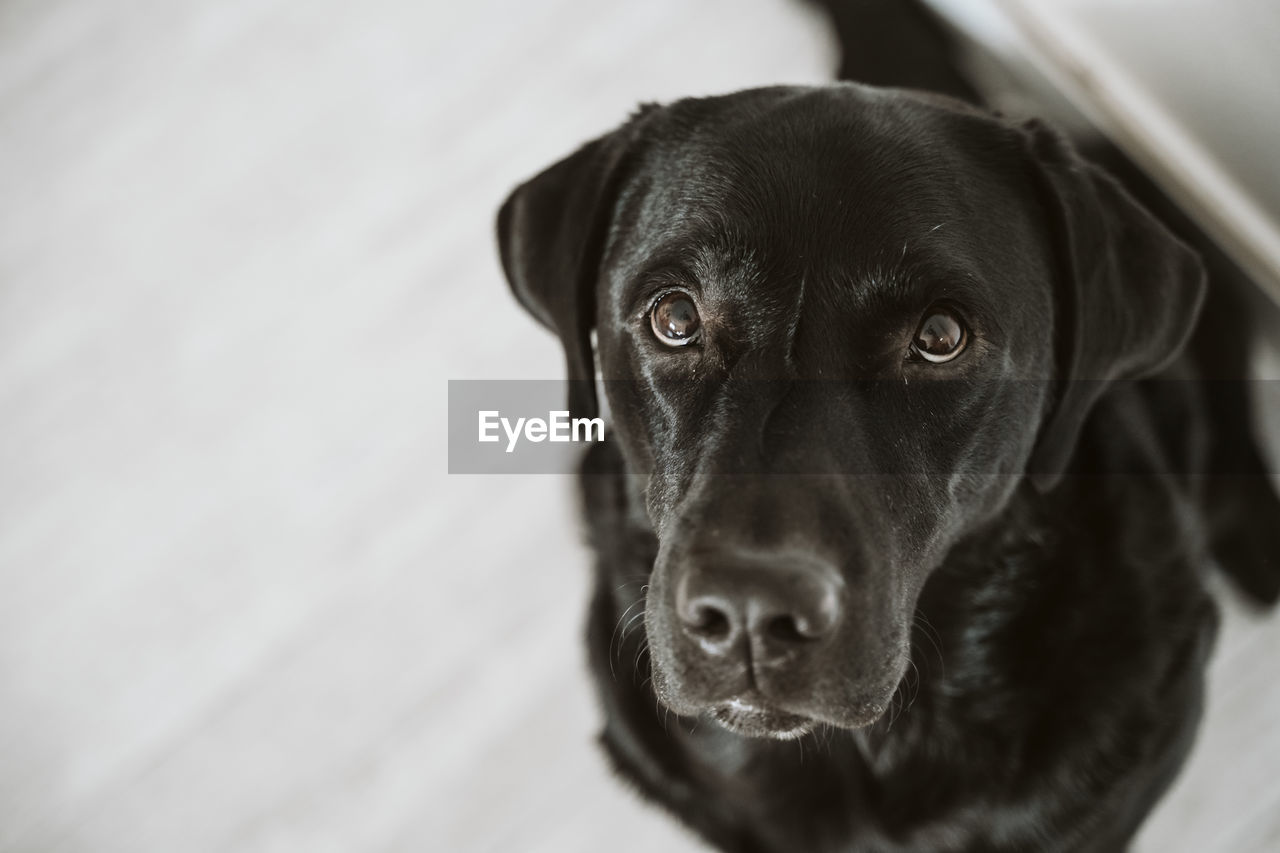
xmin=496 ymin=5 xmax=1280 ymax=850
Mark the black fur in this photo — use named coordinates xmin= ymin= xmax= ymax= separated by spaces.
xmin=495 ymin=4 xmax=1280 ymax=850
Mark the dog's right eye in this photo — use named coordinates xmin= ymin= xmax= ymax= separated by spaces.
xmin=650 ymin=291 xmax=701 ymax=347
xmin=909 ymin=306 xmax=967 ymax=363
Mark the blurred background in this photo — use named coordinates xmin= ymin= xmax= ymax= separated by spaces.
xmin=1 ymin=0 xmax=1277 ymax=850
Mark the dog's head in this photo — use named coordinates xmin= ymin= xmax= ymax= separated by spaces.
xmin=497 ymin=85 xmax=1204 ymax=739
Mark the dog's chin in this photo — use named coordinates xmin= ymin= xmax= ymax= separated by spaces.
xmin=704 ymin=695 xmax=891 ymax=739
xmin=708 ymin=698 xmax=815 ymax=740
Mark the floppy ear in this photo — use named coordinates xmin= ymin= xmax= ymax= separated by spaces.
xmin=1022 ymin=120 xmax=1207 ymax=491
xmin=496 ymin=114 xmax=649 ymax=420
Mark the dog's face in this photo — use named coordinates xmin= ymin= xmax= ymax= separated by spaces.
xmin=498 ymin=85 xmax=1203 ymax=739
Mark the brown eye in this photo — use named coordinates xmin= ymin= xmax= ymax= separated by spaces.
xmin=911 ymin=307 xmax=967 ymax=363
xmin=650 ymin=291 xmax=701 ymax=346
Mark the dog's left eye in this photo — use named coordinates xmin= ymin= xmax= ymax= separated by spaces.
xmin=650 ymin=291 xmax=701 ymax=346
xmin=909 ymin=307 xmax=967 ymax=363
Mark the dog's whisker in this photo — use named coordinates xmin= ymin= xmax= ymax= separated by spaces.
xmin=905 ymin=658 xmax=921 ymax=714
xmin=632 ymin=638 xmax=650 ymax=684
xmin=619 ymin=608 xmax=647 ymax=642
xmin=609 ymin=599 xmax=647 ymax=677
xmin=912 ymin=612 xmax=946 ymax=678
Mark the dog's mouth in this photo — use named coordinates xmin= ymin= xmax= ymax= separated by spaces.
xmin=708 ymin=696 xmax=815 ymax=740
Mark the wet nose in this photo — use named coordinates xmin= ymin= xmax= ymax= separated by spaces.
xmin=675 ymin=558 xmax=842 ymax=661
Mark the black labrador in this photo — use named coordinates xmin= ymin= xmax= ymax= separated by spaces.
xmin=495 ymin=7 xmax=1280 ymax=851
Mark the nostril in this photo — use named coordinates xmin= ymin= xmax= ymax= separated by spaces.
xmin=762 ymin=614 xmax=824 ymax=640
xmin=765 ymin=614 xmax=806 ymax=643
xmin=686 ymin=600 xmax=732 ymax=640
xmin=765 ymin=611 xmax=836 ymax=643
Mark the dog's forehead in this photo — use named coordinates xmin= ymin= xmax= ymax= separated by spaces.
xmin=615 ymin=88 xmax=1020 ymax=309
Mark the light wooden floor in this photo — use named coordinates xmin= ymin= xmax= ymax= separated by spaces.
xmin=1 ymin=1 xmax=1276 ymax=851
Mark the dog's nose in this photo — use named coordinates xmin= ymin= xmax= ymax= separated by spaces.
xmin=675 ymin=560 xmax=842 ymax=660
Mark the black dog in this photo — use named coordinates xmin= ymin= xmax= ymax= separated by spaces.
xmin=495 ymin=8 xmax=1280 ymax=851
